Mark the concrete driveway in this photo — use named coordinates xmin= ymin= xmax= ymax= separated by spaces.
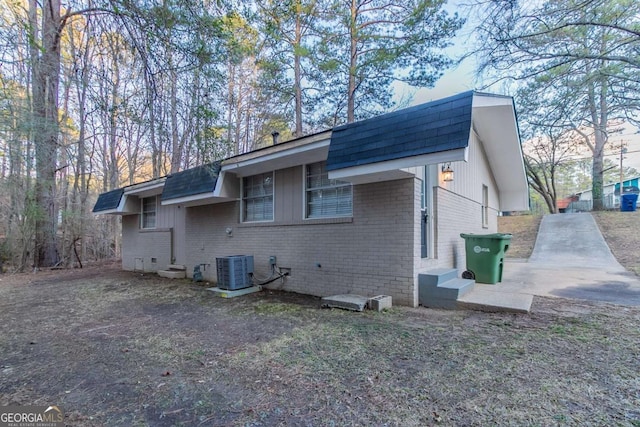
xmin=495 ymin=213 xmax=640 ymax=306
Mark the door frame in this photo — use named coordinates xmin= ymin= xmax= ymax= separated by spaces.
xmin=420 ymin=165 xmax=436 ymax=258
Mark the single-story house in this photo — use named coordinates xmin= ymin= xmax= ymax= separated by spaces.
xmin=557 ymin=195 xmax=579 ymax=213
xmin=93 ymin=91 xmax=529 ymax=307
xmin=573 ymin=176 xmax=640 ymax=210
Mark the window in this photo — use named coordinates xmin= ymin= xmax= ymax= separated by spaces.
xmin=306 ymin=161 xmax=352 ymax=218
xmin=482 ymin=185 xmax=489 ymax=228
xmin=243 ymin=172 xmax=274 ymax=221
xmin=141 ymin=196 xmax=157 ymax=229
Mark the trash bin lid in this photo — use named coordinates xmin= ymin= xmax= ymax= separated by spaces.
xmin=615 ymin=186 xmax=639 ymax=196
xmin=460 ymin=233 xmax=512 ymax=240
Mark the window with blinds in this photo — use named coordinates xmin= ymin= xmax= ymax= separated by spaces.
xmin=141 ymin=196 xmax=157 ymax=229
xmin=306 ymin=161 xmax=352 ymax=218
xmin=243 ymin=172 xmax=274 ymax=222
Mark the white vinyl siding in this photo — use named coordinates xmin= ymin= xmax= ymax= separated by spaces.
xmin=305 ymin=161 xmax=352 ymax=218
xmin=141 ymin=196 xmax=157 ymax=229
xmin=243 ymin=172 xmax=274 ymax=222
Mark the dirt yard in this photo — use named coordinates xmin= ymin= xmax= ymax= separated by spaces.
xmin=498 ymin=214 xmax=542 ymax=259
xmin=592 ymin=210 xmax=640 ymax=276
xmin=1 ymin=259 xmax=639 ymax=426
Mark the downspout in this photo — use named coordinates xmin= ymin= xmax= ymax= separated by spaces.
xmin=170 ymin=227 xmax=175 ymax=264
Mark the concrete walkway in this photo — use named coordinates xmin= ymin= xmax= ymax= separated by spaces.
xmin=495 ymin=213 xmax=640 ymax=306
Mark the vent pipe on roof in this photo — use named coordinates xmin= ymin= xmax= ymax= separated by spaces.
xmin=271 ymin=131 xmax=280 ymax=145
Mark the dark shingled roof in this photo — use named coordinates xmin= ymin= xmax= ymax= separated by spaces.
xmin=326 ymin=91 xmax=474 ymax=171
xmin=161 ymin=162 xmax=222 ymax=201
xmin=92 ymin=188 xmax=124 ymax=212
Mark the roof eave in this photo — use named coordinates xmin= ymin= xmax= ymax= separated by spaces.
xmin=92 ymin=208 xmax=120 ymax=215
xmin=161 ymin=170 xmax=240 ymax=206
xmin=93 ymin=192 xmax=140 ymax=215
xmin=161 ymin=193 xmax=236 ymax=207
xmin=124 ymin=179 xmax=166 ymax=197
xmin=221 ymin=137 xmax=331 ymax=177
xmin=471 ymin=93 xmax=529 ymax=211
xmin=328 ymin=148 xmax=468 ymax=184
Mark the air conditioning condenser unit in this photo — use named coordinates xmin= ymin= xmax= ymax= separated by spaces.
xmin=216 ymin=255 xmax=254 ymax=290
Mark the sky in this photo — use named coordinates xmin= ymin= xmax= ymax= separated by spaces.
xmin=394 ymin=5 xmax=640 ymax=177
xmin=404 ymin=0 xmax=479 ymax=105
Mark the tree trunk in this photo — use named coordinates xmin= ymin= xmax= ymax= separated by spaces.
xmin=293 ymin=1 xmax=303 ymax=136
xmin=169 ymin=63 xmax=181 ymax=173
xmin=31 ymin=0 xmax=62 ymax=268
xmin=525 ymin=158 xmax=558 ymax=214
xmin=347 ymin=0 xmax=358 ymax=123
xmin=71 ymin=19 xmax=92 ymax=264
xmin=234 ymin=78 xmax=243 ymax=152
xmin=108 ymin=43 xmax=120 ymax=190
xmin=589 ymin=74 xmax=609 ymax=211
xmin=591 ymin=131 xmax=606 ymax=210
xmin=145 ymin=71 xmax=160 ymax=178
xmin=227 ymin=62 xmax=236 ymax=155
xmin=8 ymin=103 xmax=26 ymax=270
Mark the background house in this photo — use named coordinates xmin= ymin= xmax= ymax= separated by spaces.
xmin=93 ymin=91 xmax=529 ymax=307
xmin=570 ymin=176 xmax=640 ymax=211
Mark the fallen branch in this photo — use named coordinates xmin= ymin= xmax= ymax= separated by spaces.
xmin=73 ymin=237 xmax=83 ymax=269
xmin=79 ymin=324 xmax=117 ymax=334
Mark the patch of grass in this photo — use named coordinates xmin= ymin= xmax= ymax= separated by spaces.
xmin=252 ymin=301 xmax=304 ymax=315
xmin=220 ymin=305 xmax=640 ymax=425
xmin=546 ymin=317 xmax=601 ymax=343
xmin=592 ymin=210 xmax=640 ymax=276
xmin=498 ymin=214 xmax=542 ymax=258
xmin=2 ymin=266 xmax=640 ymax=426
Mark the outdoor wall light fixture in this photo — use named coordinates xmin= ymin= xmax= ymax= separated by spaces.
xmin=442 ymin=163 xmax=454 ymax=182
xmin=225 ymin=227 xmax=233 ymax=236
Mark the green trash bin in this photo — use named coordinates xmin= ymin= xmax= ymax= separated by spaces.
xmin=459 ymin=233 xmax=512 ymax=284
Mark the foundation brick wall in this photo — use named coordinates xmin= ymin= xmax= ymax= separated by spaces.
xmin=121 ymin=215 xmax=172 ymax=272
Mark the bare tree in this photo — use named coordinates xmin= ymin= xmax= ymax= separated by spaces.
xmin=524 ymin=132 xmax=579 ymax=214
xmin=471 ymin=0 xmax=640 ymax=210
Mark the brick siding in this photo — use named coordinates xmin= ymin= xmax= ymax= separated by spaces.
xmin=184 ymin=178 xmax=418 ymax=306
xmin=121 ymin=215 xmax=172 ymax=272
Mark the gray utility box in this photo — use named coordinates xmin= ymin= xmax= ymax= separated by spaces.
xmin=216 ymin=255 xmax=254 ymax=290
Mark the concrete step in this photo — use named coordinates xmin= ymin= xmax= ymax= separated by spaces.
xmin=419 ymin=277 xmax=475 ymax=308
xmin=418 ymin=268 xmax=533 ymax=313
xmin=166 ymin=264 xmax=186 ymax=271
xmin=438 ymin=278 xmax=476 ymax=299
xmin=418 ymin=268 xmax=458 ymax=287
xmin=457 ymin=286 xmax=533 ymax=313
xmin=422 ymin=297 xmax=459 ymax=310
xmin=158 ymin=270 xmax=186 ymax=279
xmin=419 ymin=268 xmax=476 ymax=309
